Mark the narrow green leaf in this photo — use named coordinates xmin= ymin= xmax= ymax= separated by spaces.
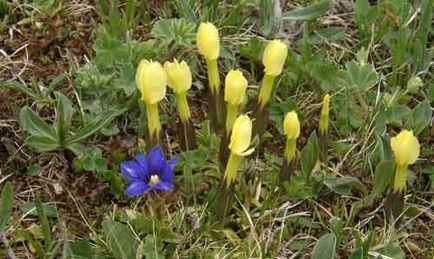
xmin=26 ymin=135 xmax=61 ymax=152
xmin=0 ymin=80 xmax=36 ymax=98
xmin=20 ymin=106 xmax=58 ymax=141
xmin=311 ymin=27 xmax=346 ymax=44
xmin=282 ymin=1 xmax=331 ymax=21
xmin=312 ymin=233 xmax=337 ymax=259
xmin=35 ymin=197 xmax=52 ymax=248
xmin=65 ymin=109 xmax=118 ymax=145
xmin=54 ymin=92 xmax=74 ymax=145
xmin=20 ymin=202 xmax=58 ymax=218
xmin=48 ymin=74 xmax=67 ymax=90
xmin=300 ymin=132 xmax=319 ymax=182
xmin=0 ymin=182 xmax=14 ymax=233
xmin=103 ymin=220 xmax=138 ymax=259
xmin=370 ymin=160 xmax=395 ymax=202
xmin=323 ymin=176 xmax=366 ymax=196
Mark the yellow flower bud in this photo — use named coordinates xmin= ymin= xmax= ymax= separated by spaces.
xmin=229 ymin=115 xmax=254 ymax=156
xmin=283 ymin=111 xmax=300 ymax=140
xmin=262 ymin=40 xmax=288 ymax=76
xmin=136 ymin=60 xmax=167 ymax=104
xmin=391 ymin=130 xmax=420 ymax=166
xmin=197 ymin=22 xmax=220 ymax=61
xmin=224 ymin=70 xmax=248 ymax=105
xmin=319 ymin=94 xmax=330 ymax=136
xmin=164 ymin=59 xmax=192 ymax=94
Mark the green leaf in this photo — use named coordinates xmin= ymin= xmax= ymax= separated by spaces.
xmin=349 ymin=230 xmax=374 ymax=259
xmin=20 ymin=202 xmax=58 ymax=218
xmin=26 ymin=164 xmax=43 ymax=176
xmin=312 ymin=233 xmax=336 ymax=259
xmin=66 ymin=143 xmax=87 ymax=157
xmin=19 ymin=106 xmax=57 ymax=141
xmin=0 ymin=80 xmax=36 ymax=98
xmin=311 ymin=27 xmax=346 ymax=44
xmin=67 ymin=238 xmax=93 ymax=259
xmin=375 ymin=241 xmax=405 ymax=259
xmin=345 ymin=61 xmax=378 ymax=90
xmin=137 ymin=235 xmax=164 ymax=259
xmin=408 ymin=101 xmax=431 ymax=135
xmin=103 ymin=220 xmax=138 ymax=259
xmin=300 ymin=132 xmax=320 ymax=182
xmin=54 ymin=92 xmax=74 ymax=144
xmin=48 ymin=74 xmax=67 ymax=90
xmin=26 ymin=135 xmax=61 ymax=152
xmin=0 ymin=182 xmax=13 ymax=233
xmin=65 ymin=109 xmax=118 ymax=145
xmin=269 ymin=98 xmax=297 ymax=134
xmin=35 ymin=197 xmax=52 ymax=248
xmin=323 ymin=176 xmax=366 ymax=195
xmin=282 ymin=0 xmax=331 ymax=21
xmin=151 ymin=18 xmax=196 ymax=47
xmin=370 ymin=160 xmax=395 ymax=202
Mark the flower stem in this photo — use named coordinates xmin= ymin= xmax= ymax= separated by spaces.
xmin=145 ymin=102 xmax=161 ymax=146
xmin=224 ymin=152 xmax=243 ymax=188
xmin=284 ymin=138 xmax=297 ymax=162
xmin=176 ymin=92 xmax=191 ymax=123
xmin=393 ymin=163 xmax=408 ymax=193
xmin=225 ymin=104 xmax=239 ymax=134
xmin=257 ymin=74 xmax=275 ymax=109
xmin=206 ymin=58 xmax=224 ymax=133
xmin=206 ymin=58 xmax=220 ymax=95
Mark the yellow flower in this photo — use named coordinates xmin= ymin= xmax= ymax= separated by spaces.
xmin=229 ymin=115 xmax=254 ymax=156
xmin=164 ymin=59 xmax=192 ymax=94
xmin=319 ymin=94 xmax=330 ymax=135
xmin=224 ymin=70 xmax=248 ymax=105
xmin=283 ymin=111 xmax=300 ymax=140
xmin=197 ymin=22 xmax=220 ymax=61
xmin=136 ymin=60 xmax=167 ymax=104
xmin=263 ymin=40 xmax=288 ymax=76
xmin=391 ymin=130 xmax=420 ymax=166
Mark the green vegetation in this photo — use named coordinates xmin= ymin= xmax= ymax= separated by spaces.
xmin=0 ymin=0 xmax=433 ymax=258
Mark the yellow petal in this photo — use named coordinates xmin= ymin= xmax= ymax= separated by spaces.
xmin=164 ymin=59 xmax=192 ymax=94
xmin=224 ymin=69 xmax=248 ymax=105
xmin=283 ymin=111 xmax=300 ymax=139
xmin=262 ymin=40 xmax=288 ymax=76
xmin=197 ymin=22 xmax=220 ymax=60
xmin=390 ymin=130 xmax=420 ymax=166
xmin=136 ymin=60 xmax=167 ymax=104
xmin=229 ymin=115 xmax=254 ymax=156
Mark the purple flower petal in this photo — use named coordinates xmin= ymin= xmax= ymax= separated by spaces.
xmin=120 ymin=161 xmax=146 ymax=182
xmin=147 ymin=146 xmax=166 ymax=174
xmin=135 ymin=154 xmax=150 ymax=177
xmin=160 ymin=157 xmax=178 ymax=182
xmin=126 ymin=181 xmax=152 ymax=196
xmin=154 ymin=182 xmax=174 ymax=192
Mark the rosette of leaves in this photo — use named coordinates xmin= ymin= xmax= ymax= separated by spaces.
xmin=19 ymin=92 xmax=118 ymax=156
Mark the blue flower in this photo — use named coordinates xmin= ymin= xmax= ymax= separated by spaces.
xmin=120 ymin=146 xmax=178 ymax=196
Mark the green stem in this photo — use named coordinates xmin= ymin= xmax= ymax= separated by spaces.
xmin=225 ymin=104 xmax=239 ymax=134
xmin=257 ymin=74 xmax=275 ymax=109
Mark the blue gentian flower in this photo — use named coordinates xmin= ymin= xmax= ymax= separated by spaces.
xmin=120 ymin=146 xmax=178 ymax=196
